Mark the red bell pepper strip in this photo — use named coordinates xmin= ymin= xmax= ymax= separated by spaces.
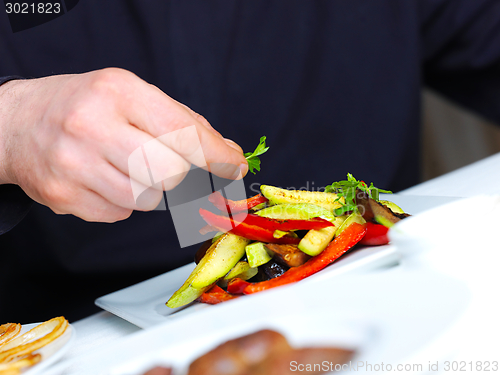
xmin=230 ymin=223 xmax=300 ymax=244
xmin=227 ymin=278 xmax=251 ymax=295
xmin=243 ymin=214 xmax=332 ymax=232
xmin=200 ymin=209 xmax=305 ymax=244
xmin=209 ymin=192 xmax=268 ymax=213
xmin=197 ymin=285 xmax=239 ymax=304
xmin=359 ymin=222 xmax=389 ymax=246
xmin=240 ymin=222 xmax=367 ymax=294
xmin=200 ymin=209 xmax=331 ymax=234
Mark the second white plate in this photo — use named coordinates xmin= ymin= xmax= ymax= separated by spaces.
xmin=15 ymin=322 xmax=74 ymax=375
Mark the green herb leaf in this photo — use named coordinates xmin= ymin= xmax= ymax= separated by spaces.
xmin=325 ymin=173 xmax=392 ymax=215
xmin=244 ymin=136 xmax=269 ymax=174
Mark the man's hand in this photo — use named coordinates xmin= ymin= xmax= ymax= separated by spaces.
xmin=0 ymin=68 xmax=248 ymax=222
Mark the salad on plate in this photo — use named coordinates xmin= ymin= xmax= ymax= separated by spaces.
xmin=166 ymin=138 xmax=410 ymax=308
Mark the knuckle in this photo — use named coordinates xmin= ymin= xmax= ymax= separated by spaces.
xmin=94 ymin=67 xmax=130 ymax=82
xmin=195 ymin=113 xmax=209 ymax=126
xmin=62 ymin=106 xmax=90 ymax=137
xmin=48 ymin=144 xmax=79 ymax=172
xmin=62 ymin=104 xmax=110 ymax=142
xmin=88 ymin=67 xmax=135 ymax=96
xmin=41 ymin=180 xmax=70 ymax=206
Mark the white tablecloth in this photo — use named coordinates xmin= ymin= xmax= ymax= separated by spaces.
xmin=44 ymin=152 xmax=500 ymax=374
xmin=401 ymin=152 xmax=500 ymax=197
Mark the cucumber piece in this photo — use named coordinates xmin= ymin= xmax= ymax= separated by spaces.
xmin=250 ymin=202 xmax=267 ymax=211
xmin=298 ymin=216 xmax=346 ymax=256
xmin=374 ymin=215 xmax=394 ymax=228
xmin=246 ymin=242 xmax=273 ymax=268
xmin=298 ymin=227 xmax=337 ymax=256
xmin=166 ymin=282 xmax=213 ymax=309
xmin=256 ymin=203 xmax=336 ymax=223
xmin=166 ymin=255 xmax=214 ymax=308
xmin=335 ymin=212 xmax=366 ymax=237
xmin=191 ymin=233 xmax=250 ymax=289
xmin=224 ymin=261 xmax=258 ymax=281
xmin=260 ymin=185 xmax=343 ymax=211
xmin=211 ymin=231 xmax=225 ymax=243
xmin=235 ymin=267 xmax=258 ymax=281
xmin=273 ymin=230 xmax=298 ymax=239
xmin=379 ymin=200 xmax=405 ymax=214
xmin=218 ymin=261 xmax=258 ymax=288
xmin=167 ymin=233 xmax=250 ymax=308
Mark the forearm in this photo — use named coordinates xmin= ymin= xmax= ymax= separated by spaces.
xmin=0 ymin=77 xmax=28 ymax=185
xmin=0 ymin=76 xmax=33 ymax=234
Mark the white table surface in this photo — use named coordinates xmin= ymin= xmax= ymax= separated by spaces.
xmin=43 ymin=152 xmax=500 ymax=374
xmin=400 ymin=152 xmax=500 ymax=197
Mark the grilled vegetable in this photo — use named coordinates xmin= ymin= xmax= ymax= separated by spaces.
xmin=167 ymin=233 xmax=250 ymax=308
xmin=167 ymin=172 xmax=409 ymax=309
xmin=245 ymin=242 xmax=273 ymax=268
xmin=264 ymin=243 xmax=311 ymax=267
xmin=260 ymin=185 xmax=343 ymax=211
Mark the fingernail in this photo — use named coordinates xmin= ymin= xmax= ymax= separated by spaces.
xmin=239 ymin=162 xmax=248 ymax=178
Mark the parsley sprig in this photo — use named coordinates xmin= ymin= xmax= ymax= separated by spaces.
xmin=325 ymin=173 xmax=392 ymax=215
xmin=244 ymin=136 xmax=269 ymax=174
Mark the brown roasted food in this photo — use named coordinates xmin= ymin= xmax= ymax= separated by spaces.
xmin=253 ymin=347 xmax=355 ymax=375
xmin=142 ymin=367 xmax=172 ymax=375
xmin=187 ymin=329 xmax=354 ymax=375
xmin=0 ymin=324 xmax=21 ymax=347
xmin=265 ymin=244 xmax=311 ymax=267
xmin=355 ymin=189 xmax=409 ymax=223
xmin=0 ymin=317 xmax=68 ymax=374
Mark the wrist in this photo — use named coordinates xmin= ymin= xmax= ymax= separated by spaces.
xmin=0 ymin=78 xmax=26 ymax=185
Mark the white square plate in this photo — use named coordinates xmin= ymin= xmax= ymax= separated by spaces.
xmin=95 ymin=194 xmax=460 ymax=328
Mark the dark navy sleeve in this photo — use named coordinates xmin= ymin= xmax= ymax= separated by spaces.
xmin=0 ymin=75 xmax=32 ymax=235
xmin=0 ymin=185 xmax=32 ymax=235
xmin=421 ymin=0 xmax=500 ymax=124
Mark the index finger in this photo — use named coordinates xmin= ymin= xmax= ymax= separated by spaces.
xmin=117 ymin=76 xmax=248 ymax=179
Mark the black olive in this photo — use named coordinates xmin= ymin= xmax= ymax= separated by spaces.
xmin=249 ymin=260 xmax=290 ymax=282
